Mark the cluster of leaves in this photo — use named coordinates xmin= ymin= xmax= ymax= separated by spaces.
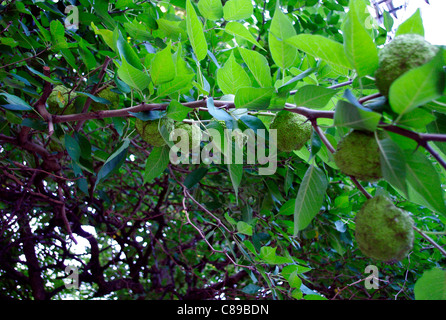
xmin=0 ymin=0 xmax=445 ymax=300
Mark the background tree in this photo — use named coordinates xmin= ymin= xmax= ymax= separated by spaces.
xmin=0 ymin=0 xmax=445 ymax=300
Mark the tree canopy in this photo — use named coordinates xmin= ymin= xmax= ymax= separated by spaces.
xmin=0 ymin=0 xmax=445 ymax=300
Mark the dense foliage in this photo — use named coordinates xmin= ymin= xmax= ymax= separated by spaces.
xmin=0 ymin=0 xmax=445 ymax=300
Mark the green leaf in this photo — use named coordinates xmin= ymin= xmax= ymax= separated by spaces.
xmin=426 ymin=112 xmax=446 ymax=155
xmin=197 ymin=0 xmax=223 ymax=21
xmin=156 ymin=19 xmax=187 ymax=41
xmin=404 ymin=149 xmax=446 ymax=216
xmin=397 ymin=108 xmax=436 ymax=130
xmin=92 ymin=0 xmax=116 ymax=29
xmin=238 ymin=47 xmax=272 ymax=87
xmin=333 ymin=100 xmax=381 ymax=131
xmin=278 ymin=68 xmax=317 ymax=95
xmin=286 ymin=34 xmax=351 ymax=71
xmin=226 ymin=22 xmax=264 ymax=50
xmin=237 ymin=221 xmax=253 ymax=236
xmin=259 ymin=246 xmax=292 ymax=264
xmin=284 ymin=270 xmax=302 ymax=289
xmin=158 ymin=75 xmax=195 ymax=97
xmin=395 ymin=8 xmax=424 ymax=37
xmin=216 ymin=51 xmax=251 ymax=95
xmin=278 ymin=199 xmax=295 ymax=216
xmin=26 ymin=66 xmax=62 ymax=85
xmin=389 ymin=50 xmax=445 ymax=116
xmin=268 ymin=5 xmax=297 ymax=70
xmin=0 ymin=37 xmax=18 ymax=47
xmin=76 ymin=92 xmax=111 ymax=105
xmin=228 ymin=163 xmax=243 ymax=200
xmin=117 ymin=58 xmax=151 ymax=91
xmin=64 ymin=134 xmax=81 ymax=162
xmin=341 ymin=0 xmax=379 ymax=77
xmin=184 ymin=166 xmax=209 ymax=189
xmin=79 ymin=40 xmax=97 ymax=71
xmin=150 ymin=45 xmax=175 ymax=86
xmin=0 ymin=93 xmax=32 ymax=111
xmin=30 ymin=15 xmax=51 ymax=43
xmin=94 ymin=139 xmax=130 ymax=190
xmin=294 ymin=164 xmax=328 ymax=235
xmin=123 ymin=19 xmax=153 ymax=41
xmin=414 ymin=268 xmax=446 ymax=300
xmin=144 ymin=146 xmax=170 ymax=183
xmin=234 ymin=87 xmax=274 ymax=110
xmin=166 ymin=100 xmax=191 ymax=121
xmin=294 ymin=85 xmax=338 ymax=109
xmin=186 ymin=0 xmax=208 ymax=61
xmin=382 ymin=11 xmax=394 ymax=32
xmin=91 ymin=22 xmax=116 ymax=51
xmin=116 ymin=31 xmax=143 ymax=70
xmin=207 ymin=97 xmax=233 ymax=121
xmin=50 ymin=20 xmax=67 ymax=50
xmin=377 ymin=136 xmax=408 ymax=196
xmin=223 ymin=0 xmax=253 ymax=21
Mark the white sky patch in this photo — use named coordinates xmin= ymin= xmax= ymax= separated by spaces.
xmin=394 ymin=0 xmax=446 ymax=45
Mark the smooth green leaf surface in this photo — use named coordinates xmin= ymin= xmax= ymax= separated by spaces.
xmin=217 ymin=52 xmax=251 ymax=95
xmin=389 ymin=51 xmax=445 ymax=115
xmin=166 ymin=100 xmax=191 ymax=121
xmin=0 ymin=93 xmax=33 ymax=111
xmin=91 ymin=22 xmax=115 ymax=51
xmin=294 ymin=85 xmax=338 ymax=109
xmin=404 ymin=150 xmax=446 ymax=216
xmin=150 ymin=45 xmax=175 ymax=86
xmin=238 ymin=47 xmax=272 ymax=87
xmin=26 ymin=66 xmax=62 ymax=85
xmin=333 ymin=100 xmax=381 ymax=131
xmin=95 ymin=139 xmax=130 ymax=189
xmin=198 ymin=0 xmax=223 ymax=20
xmin=228 ymin=163 xmax=243 ymax=200
xmin=226 ymin=22 xmax=264 ymax=50
xmin=144 ymin=146 xmax=170 ymax=183
xmin=116 ymin=31 xmax=143 ymax=70
xmin=286 ymin=34 xmax=351 ymax=70
xmin=237 ymin=221 xmax=253 ymax=236
xmin=259 ymin=246 xmax=292 ymax=264
xmin=341 ymin=0 xmax=379 ymax=77
xmin=414 ymin=268 xmax=446 ymax=300
xmin=223 ymin=0 xmax=253 ymax=21
xmin=64 ymin=134 xmax=81 ymax=162
xmin=377 ymin=137 xmax=407 ymax=196
xmin=268 ymin=5 xmax=297 ymax=70
xmin=186 ymin=0 xmax=208 ymax=61
xmin=50 ymin=20 xmax=67 ymax=50
xmin=395 ymin=8 xmax=424 ymax=37
xmin=184 ymin=166 xmax=209 ymax=189
xmin=117 ymin=58 xmax=151 ymax=91
xmin=294 ymin=164 xmax=328 ymax=235
xmin=234 ymin=87 xmax=274 ymax=109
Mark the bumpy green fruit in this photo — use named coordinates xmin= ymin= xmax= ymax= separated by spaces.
xmin=269 ymin=110 xmax=312 ymax=152
xmin=375 ymin=34 xmax=438 ymax=97
xmin=355 ymin=196 xmax=414 ymax=262
xmin=173 ymin=122 xmax=202 ymax=148
xmin=333 ymin=130 xmax=382 ymax=181
xmin=135 ymin=117 xmax=175 ymax=147
xmin=91 ymin=87 xmax=120 ymax=111
xmin=47 ymin=85 xmax=77 ymax=114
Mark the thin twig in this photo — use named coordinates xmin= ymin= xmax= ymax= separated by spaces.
xmin=0 ymin=46 xmax=50 ymax=70
xmin=75 ymin=56 xmax=112 ymax=131
xmin=413 ymin=226 xmax=446 ymax=258
xmin=58 ymin=183 xmax=77 ymax=244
